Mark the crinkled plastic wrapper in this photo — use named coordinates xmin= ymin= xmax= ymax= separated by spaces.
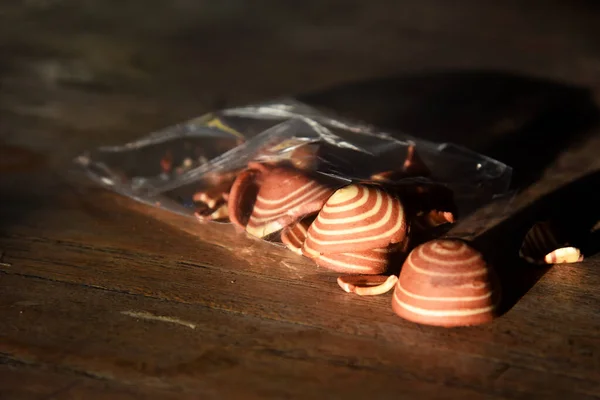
xmin=74 ymin=99 xmax=512 ymax=266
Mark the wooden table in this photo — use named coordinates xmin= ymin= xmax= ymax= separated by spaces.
xmin=1 ymin=2 xmax=599 ymax=399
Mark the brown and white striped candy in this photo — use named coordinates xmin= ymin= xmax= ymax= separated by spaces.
xmin=247 ymin=167 xmax=335 ymax=238
xmin=310 ymin=246 xmax=396 ymax=275
xmin=519 ymin=221 xmax=583 ymax=265
xmin=281 ymin=218 xmax=312 ymax=255
xmin=228 ymin=164 xmax=335 ymax=238
xmin=392 ymin=239 xmax=500 ymax=327
xmin=227 ymin=168 xmax=261 ymax=229
xmin=543 ymin=247 xmax=583 ymax=264
xmin=302 ymin=184 xmax=408 ymax=255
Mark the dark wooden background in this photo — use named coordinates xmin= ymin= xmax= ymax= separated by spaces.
xmin=1 ymin=1 xmax=599 ymax=399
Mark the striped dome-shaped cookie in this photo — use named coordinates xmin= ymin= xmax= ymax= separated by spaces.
xmin=230 ymin=165 xmax=334 ymax=238
xmin=302 ymin=184 xmax=408 ymax=255
xmin=310 ymin=247 xmax=394 ymax=275
xmin=392 ymin=239 xmax=500 ymax=327
xmin=281 ymin=218 xmax=313 ymax=255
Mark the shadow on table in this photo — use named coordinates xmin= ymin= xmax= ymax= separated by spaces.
xmin=299 ymin=69 xmax=600 ymax=315
xmin=0 ymin=142 xmax=49 ymax=236
xmin=299 ymin=69 xmax=599 ymax=189
xmin=473 ymin=170 xmax=600 ymax=316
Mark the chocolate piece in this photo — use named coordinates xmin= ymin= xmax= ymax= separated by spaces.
xmin=392 ymin=239 xmax=500 ymax=327
xmin=227 ymin=168 xmax=261 ymax=229
xmin=246 ymin=167 xmax=335 ymax=238
xmin=413 ymin=210 xmax=455 ymax=232
xmin=544 ymin=247 xmax=583 ymax=264
xmin=193 ymin=190 xmax=224 ymax=210
xmin=289 ymin=144 xmax=320 ymax=171
xmin=369 ymin=144 xmax=431 ymax=183
xmin=337 ymin=275 xmax=398 ymax=296
xmin=519 ymin=221 xmax=583 ymax=265
xmin=423 ymin=210 xmax=455 ymax=226
xmin=160 ymin=151 xmax=173 ymax=173
xmin=195 ymin=204 xmax=229 ymax=222
xmin=402 ymin=143 xmax=430 ymax=177
xmin=370 ymin=170 xmax=404 ymax=183
xmin=227 ymin=164 xmax=336 ymax=238
xmin=281 ymin=218 xmax=313 ymax=255
xmin=303 ymin=184 xmax=409 ymax=254
xmin=308 ymin=247 xmax=395 ymax=275
xmin=192 ymin=171 xmax=237 ymax=223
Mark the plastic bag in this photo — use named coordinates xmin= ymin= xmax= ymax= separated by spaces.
xmin=74 ymin=98 xmax=512 ymax=257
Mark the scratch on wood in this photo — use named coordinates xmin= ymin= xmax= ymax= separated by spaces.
xmin=121 ymin=310 xmax=197 ymax=329
xmin=280 ymin=261 xmax=306 ymax=279
xmin=280 ymin=261 xmax=297 ymax=271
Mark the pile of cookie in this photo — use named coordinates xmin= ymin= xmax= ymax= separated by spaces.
xmin=190 ymin=143 xmax=583 ymax=327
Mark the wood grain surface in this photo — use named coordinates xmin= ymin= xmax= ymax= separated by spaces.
xmin=1 ymin=1 xmax=600 ymax=399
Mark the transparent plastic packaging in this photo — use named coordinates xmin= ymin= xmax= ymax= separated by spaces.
xmin=74 ymin=98 xmax=512 ymax=259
